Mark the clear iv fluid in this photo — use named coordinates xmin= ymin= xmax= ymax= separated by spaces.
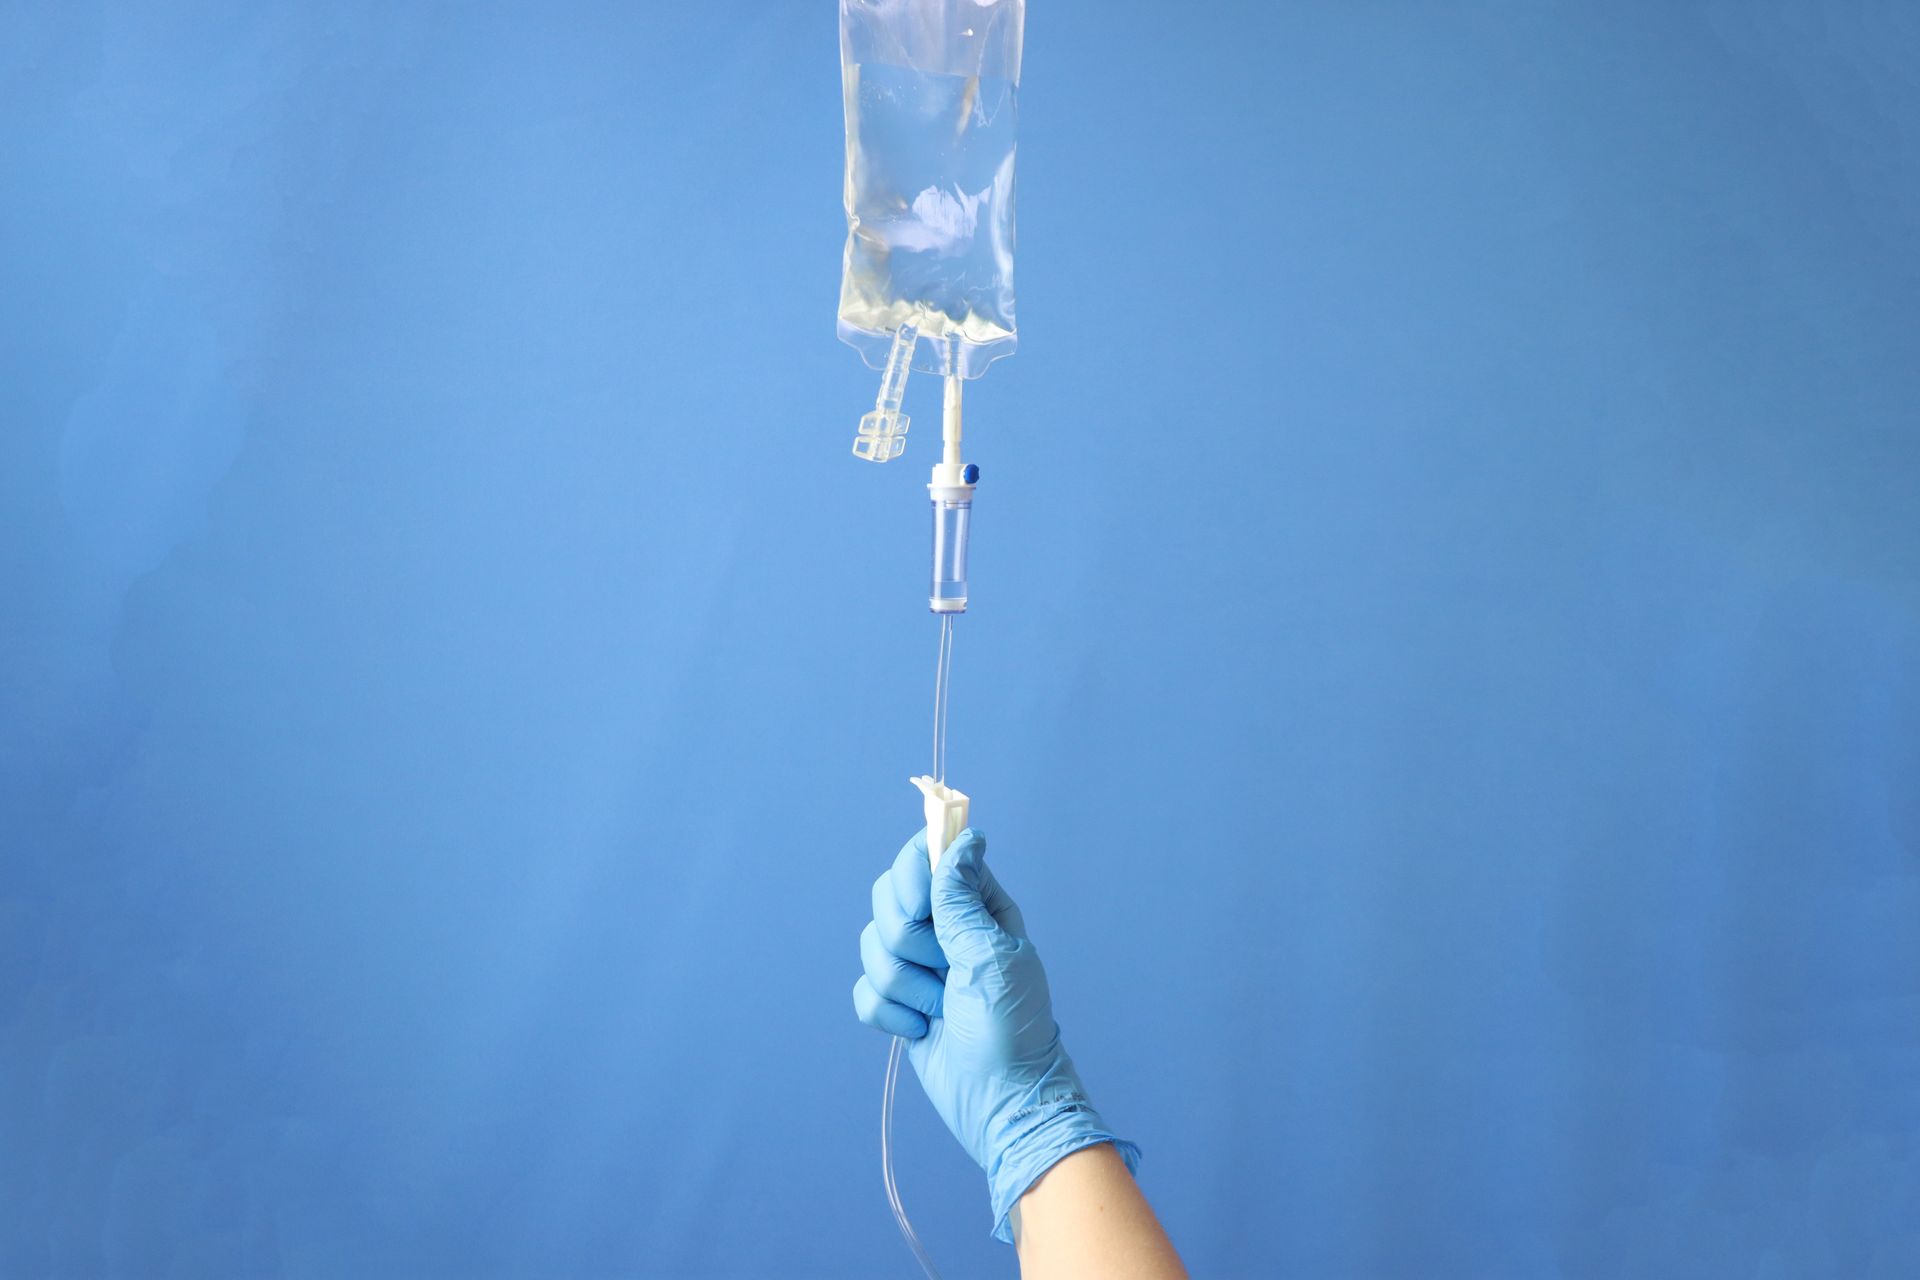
xmin=840 ymin=62 xmax=1017 ymax=373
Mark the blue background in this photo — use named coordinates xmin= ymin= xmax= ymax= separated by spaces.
xmin=4 ymin=2 xmax=1918 ymax=1276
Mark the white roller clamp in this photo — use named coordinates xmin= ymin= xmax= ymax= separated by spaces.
xmin=910 ymin=776 xmax=970 ymax=872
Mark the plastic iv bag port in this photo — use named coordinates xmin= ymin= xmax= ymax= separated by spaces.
xmin=853 ymin=323 xmax=917 ymax=462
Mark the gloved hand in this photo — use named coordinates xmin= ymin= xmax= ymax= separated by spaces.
xmin=852 ymin=827 xmax=1140 ymax=1243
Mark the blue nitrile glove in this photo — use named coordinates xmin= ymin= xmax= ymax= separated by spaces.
xmin=852 ymin=827 xmax=1140 ymax=1243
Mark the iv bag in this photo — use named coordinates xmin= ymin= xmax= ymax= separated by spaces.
xmin=839 ymin=0 xmax=1024 ymax=380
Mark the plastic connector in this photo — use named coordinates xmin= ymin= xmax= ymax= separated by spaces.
xmin=852 ymin=323 xmax=918 ymax=463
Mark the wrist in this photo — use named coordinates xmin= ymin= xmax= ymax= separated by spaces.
xmin=983 ymin=1053 xmax=1140 ymax=1244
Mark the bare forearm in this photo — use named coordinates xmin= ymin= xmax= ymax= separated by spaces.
xmin=1012 ymin=1143 xmax=1187 ymax=1280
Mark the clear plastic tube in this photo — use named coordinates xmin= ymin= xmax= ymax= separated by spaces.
xmin=931 ymin=497 xmax=971 ymax=614
xmin=881 ymin=614 xmax=956 ymax=1280
xmin=882 ymin=1036 xmax=943 ymax=1280
xmin=933 ymin=613 xmax=953 ymax=783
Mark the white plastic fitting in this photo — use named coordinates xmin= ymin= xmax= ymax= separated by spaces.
xmin=931 ymin=374 xmax=966 ymax=487
xmin=910 ymin=776 xmax=970 ymax=872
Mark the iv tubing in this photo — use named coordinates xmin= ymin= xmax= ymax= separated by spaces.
xmin=933 ymin=613 xmax=953 ymax=785
xmin=883 ymin=1037 xmax=942 ymax=1280
xmin=881 ymin=615 xmax=956 ymax=1280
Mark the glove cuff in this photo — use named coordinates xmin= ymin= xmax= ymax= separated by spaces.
xmin=984 ymin=1057 xmax=1141 ymax=1244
